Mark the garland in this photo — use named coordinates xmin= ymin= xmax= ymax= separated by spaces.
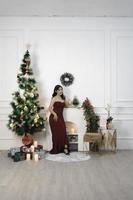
xmin=60 ymin=72 xmax=74 ymax=87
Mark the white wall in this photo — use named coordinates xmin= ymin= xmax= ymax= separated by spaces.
xmin=0 ymin=17 xmax=133 ymax=150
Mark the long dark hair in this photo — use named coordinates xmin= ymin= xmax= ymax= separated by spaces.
xmin=52 ymin=85 xmax=65 ymax=100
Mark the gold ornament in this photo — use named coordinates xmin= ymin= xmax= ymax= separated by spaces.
xmin=24 ymin=106 xmax=28 ymax=111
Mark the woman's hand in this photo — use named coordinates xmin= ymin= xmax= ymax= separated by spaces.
xmin=53 ymin=113 xmax=58 ymax=121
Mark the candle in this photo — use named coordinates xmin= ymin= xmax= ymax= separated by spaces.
xmin=30 ymin=145 xmax=35 ymax=152
xmin=34 ymin=153 xmax=39 ymax=162
xmin=26 ymin=153 xmax=31 ymax=161
xmin=71 ymin=128 xmax=75 ymax=134
xmin=34 ymin=141 xmax=38 ymax=148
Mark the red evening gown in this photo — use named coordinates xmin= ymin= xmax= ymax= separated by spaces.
xmin=49 ymin=101 xmax=69 ymax=154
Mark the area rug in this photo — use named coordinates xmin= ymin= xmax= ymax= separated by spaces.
xmin=45 ymin=152 xmax=91 ymax=162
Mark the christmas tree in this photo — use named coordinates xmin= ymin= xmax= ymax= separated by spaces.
xmin=82 ymin=98 xmax=100 ymax=133
xmin=7 ymin=50 xmax=45 ymax=136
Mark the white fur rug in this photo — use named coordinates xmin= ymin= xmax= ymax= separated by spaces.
xmin=45 ymin=152 xmax=91 ymax=162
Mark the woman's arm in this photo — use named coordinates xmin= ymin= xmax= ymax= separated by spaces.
xmin=48 ymin=98 xmax=58 ymax=121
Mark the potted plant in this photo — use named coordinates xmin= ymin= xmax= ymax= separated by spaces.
xmin=82 ymin=98 xmax=100 ymax=151
xmin=105 ymin=104 xmax=113 ymax=129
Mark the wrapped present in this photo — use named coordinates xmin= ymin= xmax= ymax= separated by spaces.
xmin=8 ymin=147 xmax=20 ymax=157
xmin=38 ymin=149 xmax=46 ymax=160
xmin=37 ymin=144 xmax=43 ymax=151
xmin=13 ymin=152 xmax=26 ymax=162
xmin=8 ymin=150 xmax=11 ymax=157
xmin=20 ymin=145 xmax=31 ymax=153
xmin=34 ymin=145 xmax=43 ymax=152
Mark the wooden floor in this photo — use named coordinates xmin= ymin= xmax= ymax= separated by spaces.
xmin=0 ymin=150 xmax=133 ymax=200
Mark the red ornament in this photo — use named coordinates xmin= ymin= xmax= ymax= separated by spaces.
xmin=22 ymin=134 xmax=33 ymax=146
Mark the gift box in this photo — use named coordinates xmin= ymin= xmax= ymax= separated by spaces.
xmin=13 ymin=152 xmax=26 ymax=162
xmin=36 ymin=144 xmax=43 ymax=151
xmin=8 ymin=150 xmax=11 ymax=157
xmin=20 ymin=145 xmax=31 ymax=153
xmin=38 ymin=149 xmax=46 ymax=160
xmin=8 ymin=147 xmax=21 ymax=157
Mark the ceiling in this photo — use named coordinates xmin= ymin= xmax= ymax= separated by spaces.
xmin=0 ymin=0 xmax=133 ymax=17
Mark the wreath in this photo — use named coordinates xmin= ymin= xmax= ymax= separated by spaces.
xmin=60 ymin=72 xmax=74 ymax=87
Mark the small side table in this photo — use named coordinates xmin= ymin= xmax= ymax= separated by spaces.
xmin=100 ymin=129 xmax=117 ymax=152
xmin=83 ymin=133 xmax=102 ymax=152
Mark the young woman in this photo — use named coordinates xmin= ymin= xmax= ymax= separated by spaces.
xmin=49 ymin=85 xmax=70 ymax=155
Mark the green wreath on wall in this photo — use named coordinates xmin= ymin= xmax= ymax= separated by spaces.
xmin=60 ymin=72 xmax=74 ymax=87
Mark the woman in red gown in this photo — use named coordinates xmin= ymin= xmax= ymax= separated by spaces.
xmin=49 ymin=85 xmax=70 ymax=155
